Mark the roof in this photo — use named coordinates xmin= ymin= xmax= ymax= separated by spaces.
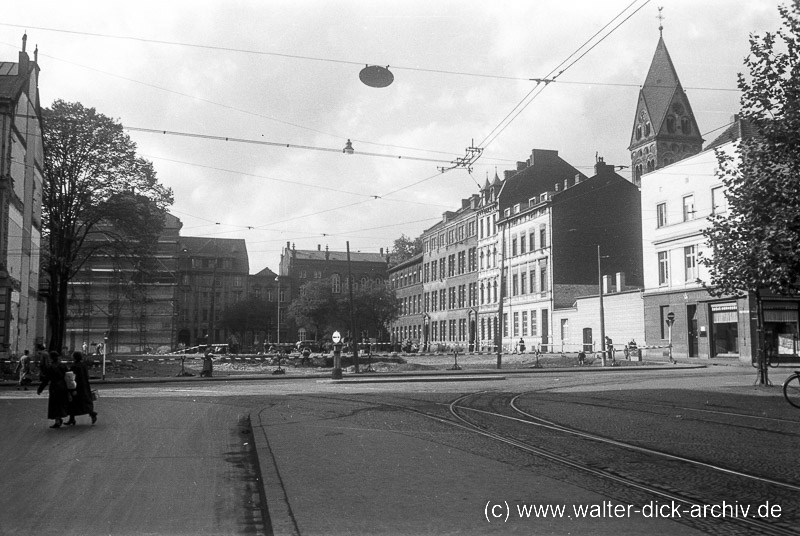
xmin=705 ymin=115 xmax=759 ymax=150
xmin=179 ymin=237 xmax=250 ymax=271
xmin=498 ymin=149 xmax=584 ymax=214
xmin=0 ymin=62 xmax=25 ymax=100
xmin=641 ymin=37 xmax=681 ymax=132
xmin=293 ymin=249 xmax=387 ymax=264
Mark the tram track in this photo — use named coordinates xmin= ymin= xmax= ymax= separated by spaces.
xmin=450 ymin=391 xmax=799 ymax=536
xmin=292 ymin=391 xmax=799 ymax=535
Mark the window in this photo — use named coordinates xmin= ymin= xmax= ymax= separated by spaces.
xmin=431 ymin=291 xmax=438 ymax=311
xmin=439 ymin=260 xmax=445 ymax=279
xmin=504 ymin=208 xmax=511 ymax=217
xmin=529 ymin=232 xmax=535 ymax=251
xmin=684 ymin=245 xmax=697 ymax=281
xmin=666 ymin=116 xmax=676 ymax=133
xmin=458 ymin=251 xmax=466 ymax=274
xmin=540 ymin=264 xmax=548 ymax=293
xmin=522 ymin=311 xmax=528 ymax=336
xmin=439 ymin=289 xmax=446 ymax=310
xmin=511 ymin=238 xmax=518 ymax=256
xmin=644 ymin=122 xmax=651 ymax=136
xmin=539 ymin=226 xmax=547 ymax=249
xmin=681 ymin=117 xmax=692 ymax=134
xmin=513 ymin=312 xmax=519 ymax=337
xmin=657 ymin=203 xmax=667 ymax=228
xmin=530 ymin=271 xmax=536 ymax=294
xmin=448 ymin=255 xmax=456 ymax=277
xmin=683 ymin=195 xmax=696 ymax=221
xmin=712 ymin=186 xmax=727 ymax=214
xmin=512 ymin=274 xmax=518 ymax=296
xmin=503 ymin=313 xmax=509 ymax=337
xmin=520 ymin=272 xmax=527 ymax=294
xmin=520 ymin=235 xmax=526 ymax=254
xmin=331 ymin=274 xmax=341 ymax=293
xmin=658 ymin=252 xmax=669 ymax=285
xmin=530 ymin=310 xmax=538 ymax=336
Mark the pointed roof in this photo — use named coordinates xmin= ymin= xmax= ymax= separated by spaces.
xmin=491 ymin=170 xmax=502 ymax=187
xmin=641 ymin=36 xmax=682 ymax=133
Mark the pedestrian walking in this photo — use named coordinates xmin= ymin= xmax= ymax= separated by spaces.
xmin=66 ymin=352 xmax=97 ymax=426
xmin=200 ymin=348 xmax=214 ymax=377
xmin=578 ymin=350 xmax=586 ymax=366
xmin=15 ymin=350 xmax=32 ymax=390
xmin=36 ymin=352 xmax=70 ymax=428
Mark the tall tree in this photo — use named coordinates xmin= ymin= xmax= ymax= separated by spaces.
xmin=286 ymin=278 xmax=340 ymax=340
xmin=701 ymin=2 xmax=800 ymax=382
xmin=351 ymin=283 xmax=399 ymax=341
xmin=220 ymin=297 xmax=274 ymax=350
xmin=391 ymin=234 xmax=422 ymax=262
xmin=42 ymin=100 xmax=173 ymax=352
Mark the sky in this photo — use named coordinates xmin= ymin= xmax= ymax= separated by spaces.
xmin=1 ymin=1 xmax=783 ymax=275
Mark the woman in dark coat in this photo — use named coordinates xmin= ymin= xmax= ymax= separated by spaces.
xmin=36 ymin=351 xmax=70 ymax=428
xmin=66 ymin=352 xmax=97 ymax=425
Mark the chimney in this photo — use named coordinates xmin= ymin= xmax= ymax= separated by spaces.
xmin=594 ymin=156 xmax=613 ymax=175
xmin=18 ymin=34 xmax=29 ymax=80
xmin=325 ymin=245 xmax=330 ymax=261
xmin=286 ymin=241 xmax=290 ymax=251
xmin=317 ymin=244 xmax=321 ymax=251
xmin=603 ymin=275 xmax=613 ymax=294
xmin=291 ymin=243 xmax=296 ymax=260
xmin=461 ymin=198 xmax=469 ymax=209
xmin=616 ymin=272 xmax=626 ymax=292
xmin=516 ymin=161 xmax=526 ymax=171
xmin=380 ymin=247 xmax=383 ymax=255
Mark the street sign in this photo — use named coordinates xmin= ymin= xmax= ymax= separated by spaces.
xmin=666 ymin=311 xmax=675 ymax=326
xmin=332 ymin=331 xmax=341 ymax=343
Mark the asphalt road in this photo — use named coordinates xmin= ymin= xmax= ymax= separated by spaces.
xmin=1 ymin=366 xmax=797 ymax=536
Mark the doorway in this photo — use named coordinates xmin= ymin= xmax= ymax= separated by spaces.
xmin=687 ymin=304 xmax=698 ymax=357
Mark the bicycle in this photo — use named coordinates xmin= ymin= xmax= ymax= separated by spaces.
xmin=783 ymin=370 xmax=800 ymax=408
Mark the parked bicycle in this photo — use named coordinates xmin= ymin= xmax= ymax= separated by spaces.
xmin=783 ymin=370 xmax=800 ymax=408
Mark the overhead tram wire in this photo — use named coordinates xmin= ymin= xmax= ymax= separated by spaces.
xmin=479 ymin=0 xmax=652 ymax=151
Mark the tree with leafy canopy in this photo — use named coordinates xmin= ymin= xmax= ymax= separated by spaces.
xmin=700 ymin=1 xmax=800 ymax=383
xmin=42 ymin=100 xmax=173 ymax=352
xmin=351 ymin=282 xmax=400 ymax=342
xmin=220 ymin=297 xmax=274 ymax=352
xmin=391 ymin=234 xmax=422 ymax=262
xmin=286 ymin=278 xmax=341 ymax=340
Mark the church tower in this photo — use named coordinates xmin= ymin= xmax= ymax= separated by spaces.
xmin=629 ymin=23 xmax=704 ymax=186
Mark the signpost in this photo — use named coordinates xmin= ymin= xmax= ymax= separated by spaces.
xmin=666 ymin=312 xmax=675 ymax=364
xmin=332 ymin=331 xmax=343 ymax=379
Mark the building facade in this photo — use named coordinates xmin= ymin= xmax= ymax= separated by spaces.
xmin=175 ymin=235 xmax=250 ymax=350
xmin=387 ymin=253 xmax=423 ymax=348
xmin=640 ymin=122 xmax=799 ymax=364
xmin=68 ymin=214 xmax=182 ymax=354
xmin=0 ymin=36 xmax=44 ymax=357
xmin=495 ymin=152 xmax=643 ymax=354
xmin=420 ymin=197 xmax=479 ymax=351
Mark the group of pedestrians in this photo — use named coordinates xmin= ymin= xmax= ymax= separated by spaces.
xmin=34 ymin=346 xmax=98 ymax=429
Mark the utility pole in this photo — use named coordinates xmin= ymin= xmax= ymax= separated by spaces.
xmin=598 ymin=245 xmax=606 ymax=367
xmin=496 ymin=222 xmax=506 ymax=369
xmin=347 ymin=242 xmax=359 ymax=373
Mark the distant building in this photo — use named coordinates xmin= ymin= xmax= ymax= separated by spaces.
xmin=278 ymin=242 xmax=390 ymax=341
xmin=176 ymin=236 xmax=249 ymax=350
xmin=0 ymin=35 xmax=44 ymax=357
xmin=387 ymin=253 xmax=423 ymax=349
xmin=68 ymin=214 xmax=182 ymax=354
xmin=420 ymin=197 xmax=479 ymax=350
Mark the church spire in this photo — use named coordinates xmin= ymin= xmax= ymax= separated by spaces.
xmin=628 ymin=14 xmax=704 ymax=186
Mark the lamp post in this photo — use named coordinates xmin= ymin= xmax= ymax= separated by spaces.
xmin=275 ymin=276 xmax=280 ymax=344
